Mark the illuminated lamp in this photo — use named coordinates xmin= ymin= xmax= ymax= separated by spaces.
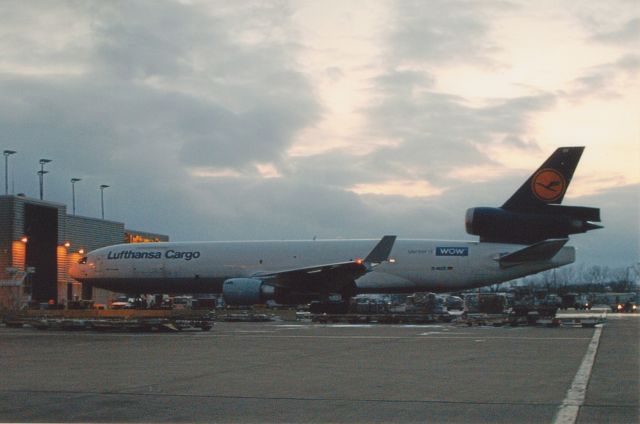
xmin=64 ymin=242 xmax=71 ymax=248
xmin=20 ymin=236 xmax=28 ymax=243
xmin=78 ymin=249 xmax=85 ymax=255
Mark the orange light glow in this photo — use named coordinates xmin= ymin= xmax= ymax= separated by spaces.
xmin=12 ymin=241 xmax=26 ymax=270
xmin=355 ymin=258 xmax=363 ymax=265
xmin=125 ymin=233 xmax=163 ymax=243
xmin=57 ymin=246 xmax=68 ymax=289
xmin=64 ymin=242 xmax=71 ymax=248
xmin=68 ymin=252 xmax=82 ymax=267
xmin=20 ymin=236 xmax=28 ymax=243
xmin=78 ymin=249 xmax=85 ymax=255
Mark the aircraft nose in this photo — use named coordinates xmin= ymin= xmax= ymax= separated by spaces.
xmin=69 ymin=258 xmax=87 ymax=279
xmin=69 ymin=262 xmax=80 ymax=279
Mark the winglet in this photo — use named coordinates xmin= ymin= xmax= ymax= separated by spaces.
xmin=364 ymin=235 xmax=397 ymax=264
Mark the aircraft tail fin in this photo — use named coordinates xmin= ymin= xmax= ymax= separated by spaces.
xmin=502 ymin=147 xmax=584 ymax=211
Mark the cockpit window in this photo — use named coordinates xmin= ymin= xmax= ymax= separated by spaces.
xmin=79 ymin=256 xmax=88 ymax=264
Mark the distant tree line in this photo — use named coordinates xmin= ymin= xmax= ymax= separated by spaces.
xmin=495 ymin=263 xmax=640 ymax=294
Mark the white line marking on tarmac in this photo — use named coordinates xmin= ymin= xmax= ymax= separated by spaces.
xmin=552 ymin=325 xmax=603 ymax=424
xmin=212 ymin=334 xmax=592 ymax=341
xmin=327 ymin=324 xmax=373 ymax=328
xmin=413 ymin=335 xmax=591 ymax=340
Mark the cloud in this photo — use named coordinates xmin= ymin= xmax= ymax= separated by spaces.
xmin=0 ymin=1 xmax=91 ymax=75
xmin=590 ymin=17 xmax=640 ymax=45
xmin=2 ymin=0 xmax=320 ymax=193
xmin=562 ymin=53 xmax=640 ymax=100
xmin=352 ymin=2 xmax=554 ymax=192
xmin=386 ymin=0 xmax=505 ymax=66
xmin=181 ymin=87 xmax=320 ymax=168
xmin=615 ymin=54 xmax=640 ymax=72
xmin=364 ymin=75 xmax=552 ymax=184
xmin=83 ymin=1 xmax=322 ymax=168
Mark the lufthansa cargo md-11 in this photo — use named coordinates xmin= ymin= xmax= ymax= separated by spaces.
xmin=70 ymin=147 xmax=602 ymax=306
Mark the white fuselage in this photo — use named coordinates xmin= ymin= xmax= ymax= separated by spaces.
xmin=70 ymin=238 xmax=575 ymax=294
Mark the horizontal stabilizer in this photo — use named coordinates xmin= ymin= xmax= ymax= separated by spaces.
xmin=497 ymin=239 xmax=568 ymax=268
xmin=546 ymin=204 xmax=601 ymax=222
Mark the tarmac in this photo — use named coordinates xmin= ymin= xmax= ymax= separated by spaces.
xmin=0 ymin=314 xmax=638 ymax=423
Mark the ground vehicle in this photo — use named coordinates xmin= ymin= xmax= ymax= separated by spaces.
xmin=613 ymin=301 xmax=638 ymax=313
xmin=561 ymin=293 xmax=590 ymax=310
xmin=172 ymin=296 xmax=195 ymax=309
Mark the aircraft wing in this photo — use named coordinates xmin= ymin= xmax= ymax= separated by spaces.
xmin=497 ymin=238 xmax=568 ymax=268
xmin=252 ymin=235 xmax=396 ymax=294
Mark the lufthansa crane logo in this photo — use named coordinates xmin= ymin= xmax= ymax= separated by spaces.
xmin=531 ymin=168 xmax=566 ymax=202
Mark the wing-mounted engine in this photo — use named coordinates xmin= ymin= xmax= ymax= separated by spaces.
xmin=466 ymin=206 xmax=602 ymax=244
xmin=222 ymin=277 xmax=319 ymax=305
xmin=222 ymin=278 xmax=275 ymax=305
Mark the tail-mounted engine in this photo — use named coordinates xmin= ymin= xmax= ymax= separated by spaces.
xmin=465 ymin=205 xmax=602 ymax=244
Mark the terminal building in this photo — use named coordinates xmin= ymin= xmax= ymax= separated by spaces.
xmin=0 ymin=194 xmax=168 ymax=309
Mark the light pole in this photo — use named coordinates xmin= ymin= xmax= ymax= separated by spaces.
xmin=100 ymin=184 xmax=109 ymax=219
xmin=71 ymin=178 xmax=81 ymax=215
xmin=38 ymin=158 xmax=52 ymax=200
xmin=3 ymin=150 xmax=16 ymax=195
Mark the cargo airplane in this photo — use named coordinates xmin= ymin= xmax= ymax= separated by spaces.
xmin=70 ymin=147 xmax=601 ymax=306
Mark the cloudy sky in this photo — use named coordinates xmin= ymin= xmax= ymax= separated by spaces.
xmin=1 ymin=0 xmax=638 ymax=269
